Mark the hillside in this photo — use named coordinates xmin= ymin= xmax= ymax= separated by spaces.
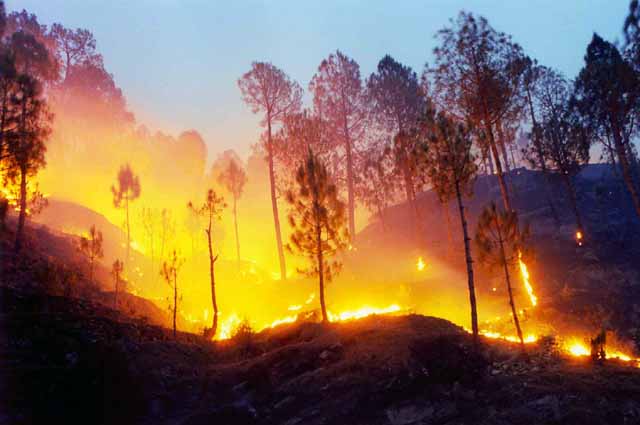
xmin=2 ymin=284 xmax=640 ymax=425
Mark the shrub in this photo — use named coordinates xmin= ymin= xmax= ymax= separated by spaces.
xmin=232 ymin=318 xmax=255 ymax=357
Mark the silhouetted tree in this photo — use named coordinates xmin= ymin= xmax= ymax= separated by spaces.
xmin=139 ymin=207 xmax=157 ymax=285
xmin=310 ymin=50 xmax=367 ymax=240
xmin=528 ymin=70 xmax=590 ymax=236
xmin=0 ymin=46 xmax=16 ymax=165
xmin=111 ymin=259 xmax=123 ymax=309
xmin=188 ymin=189 xmax=226 ymax=340
xmin=432 ymin=12 xmax=525 ymax=212
xmin=356 ymin=144 xmax=397 ymax=231
xmin=475 ymin=202 xmax=528 ymax=350
xmin=78 ymin=224 xmax=104 ymax=286
xmin=111 ymin=163 xmax=140 ymax=273
xmin=574 ymin=34 xmax=640 ymax=218
xmin=5 ymin=74 xmax=50 ymax=252
xmin=50 ymin=23 xmax=101 ymax=82
xmin=286 ymin=149 xmax=348 ymax=323
xmin=159 ymin=208 xmax=174 ymax=271
xmin=161 ymin=249 xmax=183 ymax=338
xmin=238 ymin=62 xmax=303 ymax=280
xmin=217 ymin=158 xmax=246 ymax=262
xmin=420 ymin=111 xmax=479 ymax=343
xmin=272 ymin=110 xmax=332 ymax=193
xmin=521 ymin=61 xmax=566 ymax=224
xmin=367 ymin=55 xmax=425 ymax=234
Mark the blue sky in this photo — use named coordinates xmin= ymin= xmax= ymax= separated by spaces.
xmin=8 ymin=1 xmax=629 ymax=161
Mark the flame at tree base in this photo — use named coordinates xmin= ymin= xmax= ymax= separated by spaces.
xmin=216 ymin=303 xmax=403 ymax=340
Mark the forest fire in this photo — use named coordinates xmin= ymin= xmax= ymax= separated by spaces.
xmin=518 ymin=251 xmax=537 ymax=307
xmin=4 ymin=3 xmax=640 ymax=423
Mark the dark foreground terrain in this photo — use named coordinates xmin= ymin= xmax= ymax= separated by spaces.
xmin=2 ymin=286 xmax=640 ymax=425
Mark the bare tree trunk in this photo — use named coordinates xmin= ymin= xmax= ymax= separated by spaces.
xmin=455 ymin=181 xmax=478 ymax=344
xmin=14 ymin=165 xmax=27 ymax=253
xmin=267 ymin=120 xmax=287 ymax=279
xmin=233 ymin=195 xmax=241 ymax=262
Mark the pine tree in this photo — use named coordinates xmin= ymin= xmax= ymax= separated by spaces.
xmin=217 ymin=159 xmax=246 ymax=263
xmin=188 ymin=189 xmax=226 ymax=339
xmin=419 ymin=111 xmax=480 ymax=343
xmin=475 ymin=202 xmax=529 ymax=350
xmin=161 ymin=249 xmax=183 ymax=339
xmin=111 ymin=163 xmax=140 ymax=274
xmin=285 ymin=149 xmax=349 ymax=323
xmin=78 ymin=224 xmax=104 ymax=286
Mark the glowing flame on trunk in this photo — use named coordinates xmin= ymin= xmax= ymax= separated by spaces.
xmin=518 ymin=251 xmax=537 ymax=307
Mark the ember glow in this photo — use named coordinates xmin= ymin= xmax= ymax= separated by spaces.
xmin=576 ymin=230 xmax=584 ymax=246
xmin=416 ymin=256 xmax=426 ymax=271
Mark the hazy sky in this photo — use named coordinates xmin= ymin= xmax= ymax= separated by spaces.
xmin=8 ymin=0 xmax=629 ymax=162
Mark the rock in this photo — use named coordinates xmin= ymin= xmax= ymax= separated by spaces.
xmin=319 ymin=350 xmax=331 ymax=360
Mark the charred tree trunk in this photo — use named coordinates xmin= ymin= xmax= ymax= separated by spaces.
xmin=455 ymin=181 xmax=478 ymax=344
xmin=267 ymin=119 xmax=287 ymax=280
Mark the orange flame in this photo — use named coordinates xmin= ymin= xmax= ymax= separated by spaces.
xmin=518 ymin=251 xmax=537 ymax=307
